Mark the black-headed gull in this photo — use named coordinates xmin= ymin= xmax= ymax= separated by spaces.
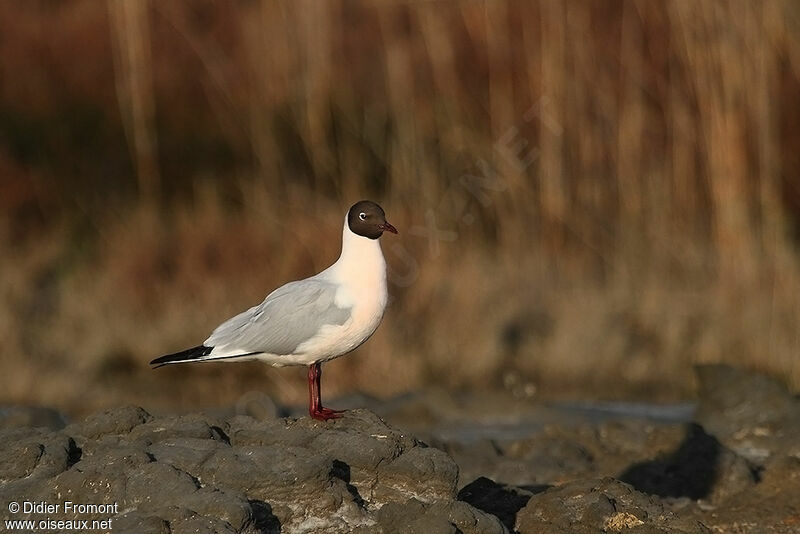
xmin=151 ymin=200 xmax=398 ymax=420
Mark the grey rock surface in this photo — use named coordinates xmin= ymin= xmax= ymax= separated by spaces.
xmin=0 ymin=407 xmax=503 ymax=534
xmin=2 ymin=365 xmax=798 ymax=533
xmin=514 ymin=478 xmax=711 ymax=534
xmin=694 ymin=364 xmax=800 ymax=462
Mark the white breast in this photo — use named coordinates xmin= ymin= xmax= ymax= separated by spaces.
xmin=294 ymin=284 xmax=385 ymax=362
xmin=289 ymin=220 xmax=388 ymax=363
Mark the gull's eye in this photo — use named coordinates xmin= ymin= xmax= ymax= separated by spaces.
xmin=359 ymin=212 xmax=366 ymax=221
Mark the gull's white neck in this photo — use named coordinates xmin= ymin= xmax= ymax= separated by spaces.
xmin=319 ymin=217 xmax=387 ymax=287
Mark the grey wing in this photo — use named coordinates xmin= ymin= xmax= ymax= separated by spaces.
xmin=204 ymin=279 xmax=352 ymax=355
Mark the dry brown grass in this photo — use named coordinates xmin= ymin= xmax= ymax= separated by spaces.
xmin=1 ymin=1 xmax=799 ymax=415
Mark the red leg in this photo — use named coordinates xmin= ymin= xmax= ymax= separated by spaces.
xmin=308 ymin=364 xmax=320 ymax=414
xmin=308 ymin=362 xmax=343 ymax=421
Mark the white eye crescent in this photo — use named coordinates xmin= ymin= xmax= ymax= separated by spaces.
xmin=359 ymin=212 xmax=366 ymax=221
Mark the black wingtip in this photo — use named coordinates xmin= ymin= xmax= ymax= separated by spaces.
xmin=150 ymin=345 xmax=213 ymax=368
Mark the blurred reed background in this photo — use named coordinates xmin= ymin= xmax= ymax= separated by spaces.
xmin=1 ymin=1 xmax=799 ymax=415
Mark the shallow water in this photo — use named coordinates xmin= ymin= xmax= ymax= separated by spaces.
xmin=552 ymin=400 xmax=696 ymax=424
xmin=423 ymin=401 xmax=696 ymax=444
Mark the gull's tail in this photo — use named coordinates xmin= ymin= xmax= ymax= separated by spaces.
xmin=150 ymin=345 xmax=213 ymax=368
xmin=151 ymin=346 xmax=263 ymax=368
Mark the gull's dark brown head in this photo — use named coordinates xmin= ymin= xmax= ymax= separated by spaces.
xmin=347 ymin=200 xmax=398 ymax=239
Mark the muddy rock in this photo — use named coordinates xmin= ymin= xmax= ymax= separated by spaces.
xmin=65 ymin=405 xmax=152 ymax=440
xmin=376 ymin=498 xmax=507 ymax=534
xmin=694 ymin=364 xmax=800 ymax=463
xmin=2 ymin=365 xmax=798 ymax=533
xmin=458 ymin=477 xmax=542 ymax=531
xmin=618 ymin=423 xmax=759 ymax=504
xmin=514 ymin=478 xmax=711 ymax=534
xmin=0 ymin=407 xmax=500 ymax=534
xmin=0 ymin=427 xmax=80 ymax=481
xmin=441 ymin=419 xmax=758 ymax=507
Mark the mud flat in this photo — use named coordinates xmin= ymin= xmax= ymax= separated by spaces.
xmin=1 ymin=365 xmax=798 ymax=533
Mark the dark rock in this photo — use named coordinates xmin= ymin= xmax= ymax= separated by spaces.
xmin=120 ymin=506 xmax=239 ymax=534
xmin=127 ymin=413 xmax=229 ymax=445
xmin=146 ymin=437 xmax=228 ymax=474
xmin=376 ymin=498 xmax=508 ymax=534
xmin=65 ymin=405 xmax=151 ymax=440
xmin=227 ymin=415 xmax=316 ymax=448
xmin=17 ymin=394 xmax=799 ymax=533
xmin=619 ymin=423 xmax=758 ymax=503
xmin=309 ymin=411 xmax=410 ymax=466
xmin=515 ymin=478 xmax=711 ymax=534
xmin=694 ymin=364 xmax=800 ymax=461
xmin=376 ymin=498 xmax=427 ymax=529
xmin=181 ymin=488 xmax=254 ymax=532
xmin=248 ymin=500 xmax=282 ymax=533
xmin=694 ymin=364 xmax=797 ymax=428
xmin=683 ymin=454 xmax=800 ymax=533
xmin=442 ymin=419 xmax=695 ymax=490
xmin=0 ymin=406 xmax=486 ymax=532
xmin=0 ymin=428 xmax=78 ymax=480
xmin=458 ymin=476 xmax=544 ymax=530
xmin=51 ymin=449 xmax=137 ymax=505
xmin=125 ymin=462 xmax=200 ymax=509
xmin=375 ymin=445 xmax=459 ymax=504
xmin=429 ymin=500 xmax=508 ymax=533
xmin=307 ymin=410 xmax=414 ymax=496
xmin=499 ymin=433 xmax=595 ymax=482
xmin=197 ymin=444 xmax=332 ymax=501
xmin=0 ymin=430 xmax=44 ymax=480
xmin=169 ymin=514 xmax=239 ymax=534
xmin=112 ymin=512 xmax=170 ymax=534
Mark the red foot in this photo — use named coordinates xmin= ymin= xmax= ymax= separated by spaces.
xmin=310 ymin=407 xmax=345 ymax=421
